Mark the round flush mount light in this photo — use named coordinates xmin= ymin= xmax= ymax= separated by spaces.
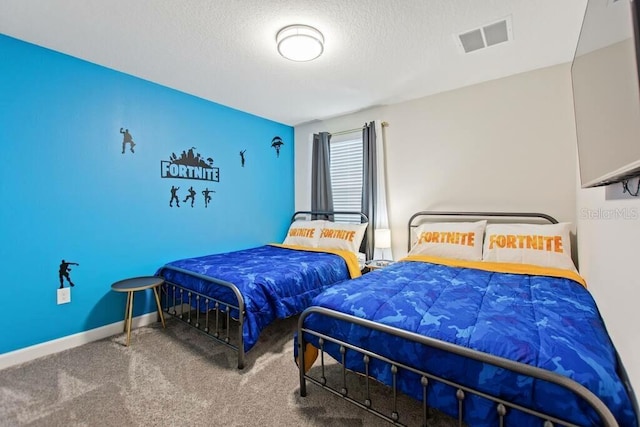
xmin=276 ymin=24 xmax=324 ymax=62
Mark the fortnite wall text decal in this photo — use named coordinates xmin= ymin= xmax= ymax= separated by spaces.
xmin=161 ymin=147 xmax=220 ymax=182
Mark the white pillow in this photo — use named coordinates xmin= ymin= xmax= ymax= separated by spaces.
xmin=482 ymin=222 xmax=577 ymax=271
xmin=409 ymin=220 xmax=486 ymax=261
xmin=282 ymin=220 xmax=326 ymax=247
xmin=317 ymin=222 xmax=368 ymax=253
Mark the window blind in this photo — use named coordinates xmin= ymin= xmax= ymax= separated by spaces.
xmin=330 ymin=138 xmax=363 ymax=223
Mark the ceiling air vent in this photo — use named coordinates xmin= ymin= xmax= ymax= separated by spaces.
xmin=457 ymin=16 xmax=512 ymax=53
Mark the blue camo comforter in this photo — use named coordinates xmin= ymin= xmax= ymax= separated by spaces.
xmin=301 ymin=260 xmax=637 ymax=427
xmin=158 ymin=245 xmax=351 ymax=353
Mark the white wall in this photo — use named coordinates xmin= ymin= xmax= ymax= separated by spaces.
xmin=577 ymin=185 xmax=640 ymax=401
xmin=295 ymin=63 xmax=578 ymax=257
xmin=295 ymin=62 xmax=639 ymax=400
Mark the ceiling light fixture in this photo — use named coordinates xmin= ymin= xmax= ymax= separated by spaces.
xmin=276 ymin=24 xmax=324 ymax=62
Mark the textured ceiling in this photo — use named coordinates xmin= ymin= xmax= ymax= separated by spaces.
xmin=0 ymin=0 xmax=587 ymax=126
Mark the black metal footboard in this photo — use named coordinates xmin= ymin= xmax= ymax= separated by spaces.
xmin=297 ymin=306 xmax=619 ymax=427
xmin=157 ymin=265 xmax=246 ymax=369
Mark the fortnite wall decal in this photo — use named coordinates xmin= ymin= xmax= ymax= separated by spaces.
xmin=168 ymin=186 xmax=216 ymax=208
xmin=160 ymin=147 xmax=220 ymax=182
xmin=202 ymin=188 xmax=216 ymax=208
xmin=59 ymin=259 xmax=79 ymax=289
xmin=271 ymin=136 xmax=284 ymax=158
xmin=120 ymin=128 xmax=136 ymax=154
xmin=183 ymin=186 xmax=197 ymax=207
xmin=240 ymin=150 xmax=246 ymax=167
xmin=169 ymin=185 xmax=180 ymax=207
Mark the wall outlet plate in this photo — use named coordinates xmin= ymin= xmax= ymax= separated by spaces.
xmin=57 ymin=287 xmax=71 ymax=305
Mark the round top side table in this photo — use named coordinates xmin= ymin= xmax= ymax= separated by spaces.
xmin=111 ymin=276 xmax=165 ymax=346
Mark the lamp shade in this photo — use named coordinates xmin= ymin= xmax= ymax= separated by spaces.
xmin=276 ymin=25 xmax=324 ymax=62
xmin=374 ymin=228 xmax=391 ymax=249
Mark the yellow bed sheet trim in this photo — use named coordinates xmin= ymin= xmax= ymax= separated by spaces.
xmin=402 ymin=254 xmax=586 ymax=288
xmin=269 ymin=243 xmax=362 ymax=279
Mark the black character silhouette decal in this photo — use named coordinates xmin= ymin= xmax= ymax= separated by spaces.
xmin=120 ymin=128 xmax=136 ymax=154
xmin=59 ymin=260 xmax=79 ymax=289
xmin=183 ymin=186 xmax=196 ymax=207
xmin=240 ymin=150 xmax=246 ymax=167
xmin=271 ymin=136 xmax=284 ymax=158
xmin=169 ymin=185 xmax=180 ymax=208
xmin=202 ymin=188 xmax=216 ymax=208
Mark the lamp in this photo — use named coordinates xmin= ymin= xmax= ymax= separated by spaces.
xmin=370 ymin=228 xmax=392 ymax=267
xmin=276 ymin=25 xmax=324 ymax=62
xmin=374 ymin=228 xmax=391 ymax=250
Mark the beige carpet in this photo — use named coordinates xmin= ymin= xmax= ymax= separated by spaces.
xmin=0 ymin=317 xmax=458 ymax=427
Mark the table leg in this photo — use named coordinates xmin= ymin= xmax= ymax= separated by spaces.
xmin=126 ymin=291 xmax=134 ymax=346
xmin=124 ymin=291 xmax=131 ymax=333
xmin=152 ymin=285 xmax=166 ymax=328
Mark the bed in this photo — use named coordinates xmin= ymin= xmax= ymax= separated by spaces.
xmin=157 ymin=210 xmax=369 ymax=369
xmin=296 ymin=211 xmax=638 ymax=427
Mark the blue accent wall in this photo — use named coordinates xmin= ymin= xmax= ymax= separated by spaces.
xmin=0 ymin=35 xmax=294 ymax=354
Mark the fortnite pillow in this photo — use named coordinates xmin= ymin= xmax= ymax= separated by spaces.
xmin=317 ymin=222 xmax=368 ymax=253
xmin=282 ymin=220 xmax=326 ymax=247
xmin=409 ymin=220 xmax=487 ymax=261
xmin=482 ymin=222 xmax=577 ymax=272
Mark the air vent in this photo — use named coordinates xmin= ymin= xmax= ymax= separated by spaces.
xmin=456 ymin=16 xmax=512 ymax=53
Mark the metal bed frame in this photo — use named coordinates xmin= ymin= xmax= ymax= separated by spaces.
xmin=297 ymin=211 xmax=638 ymax=427
xmin=157 ymin=210 xmax=369 ymax=369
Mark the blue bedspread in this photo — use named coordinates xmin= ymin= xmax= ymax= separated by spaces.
xmin=158 ymin=245 xmax=351 ymax=353
xmin=301 ymin=260 xmax=637 ymax=426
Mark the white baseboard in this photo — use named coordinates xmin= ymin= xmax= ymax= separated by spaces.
xmin=0 ymin=312 xmax=161 ymax=371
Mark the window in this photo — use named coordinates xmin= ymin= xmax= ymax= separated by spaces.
xmin=330 ymin=138 xmax=363 ymax=223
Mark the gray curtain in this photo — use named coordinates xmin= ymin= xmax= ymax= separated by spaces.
xmin=361 ymin=122 xmax=376 ymax=259
xmin=311 ymin=132 xmax=333 ymax=219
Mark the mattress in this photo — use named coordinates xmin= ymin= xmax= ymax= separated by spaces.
xmin=301 ymin=259 xmax=637 ymax=426
xmin=159 ymin=244 xmax=357 ymax=352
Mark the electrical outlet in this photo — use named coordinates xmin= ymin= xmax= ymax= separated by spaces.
xmin=57 ymin=287 xmax=71 ymax=305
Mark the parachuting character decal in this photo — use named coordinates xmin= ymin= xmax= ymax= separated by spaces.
xmin=271 ymin=136 xmax=284 ymax=158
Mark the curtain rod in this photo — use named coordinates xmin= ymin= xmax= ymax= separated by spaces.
xmin=329 ymin=121 xmax=389 ymax=137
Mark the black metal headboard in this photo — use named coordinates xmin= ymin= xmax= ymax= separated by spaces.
xmin=407 ymin=211 xmax=558 ymax=252
xmin=291 ymin=211 xmax=369 ymax=224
